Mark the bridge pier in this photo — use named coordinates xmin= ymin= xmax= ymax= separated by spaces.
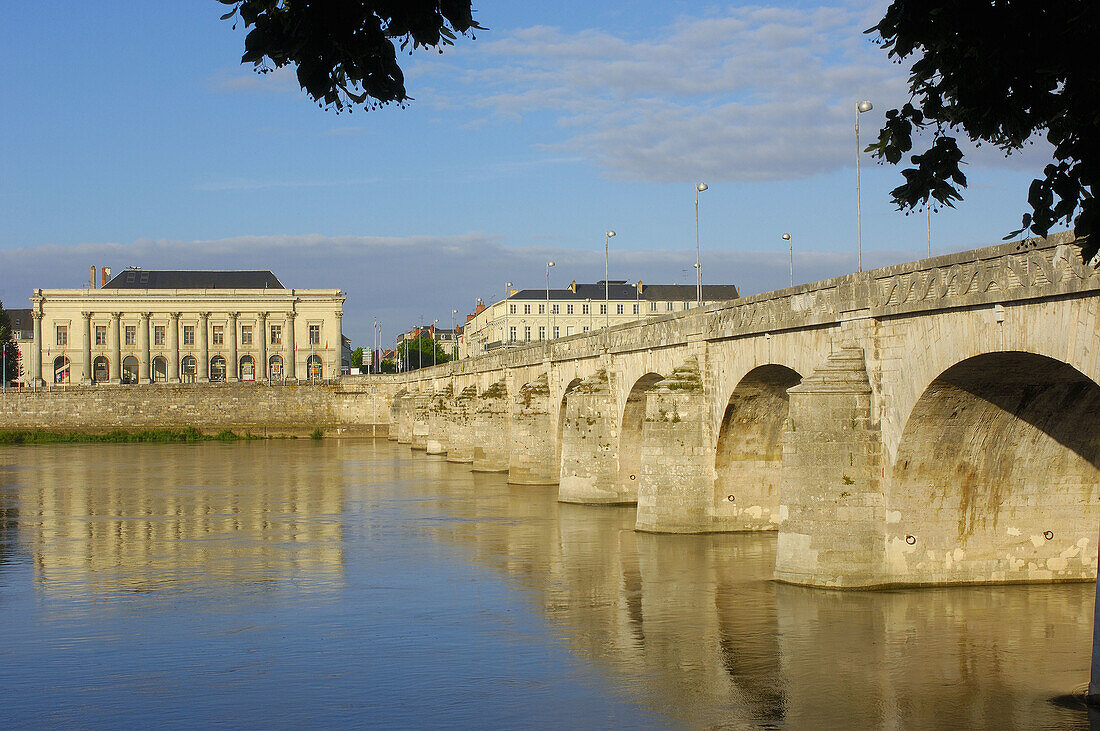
xmin=426 ymin=386 xmax=452 ymax=455
xmin=445 ymin=385 xmax=477 ymax=463
xmin=388 ymin=393 xmax=403 ymax=441
xmin=395 ymin=393 xmax=413 ymax=444
xmin=558 ymin=370 xmax=624 ymax=503
xmin=472 ymin=380 xmax=510 ymax=472
xmin=509 ymin=374 xmax=558 ymax=485
xmin=774 ymin=345 xmax=886 ymax=587
xmin=636 ymin=358 xmax=713 ymax=532
xmin=410 ymin=393 xmax=430 ymax=450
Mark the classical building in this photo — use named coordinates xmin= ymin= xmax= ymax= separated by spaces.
xmin=458 ymin=280 xmax=739 ymax=358
xmin=23 ymin=269 xmax=344 ymax=385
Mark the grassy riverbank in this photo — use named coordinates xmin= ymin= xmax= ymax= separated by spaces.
xmin=0 ymin=428 xmax=271 ymax=445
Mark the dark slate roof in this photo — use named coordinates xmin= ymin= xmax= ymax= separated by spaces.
xmin=510 ymin=283 xmax=739 ymax=301
xmin=6 ymin=308 xmax=33 ymax=337
xmin=102 ymin=270 xmax=285 ymax=290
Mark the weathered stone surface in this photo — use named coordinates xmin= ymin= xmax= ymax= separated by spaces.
xmin=445 ymin=385 xmax=477 ymax=463
xmin=472 ymin=380 xmax=510 ymax=473
xmin=508 ymin=374 xmax=557 ymax=485
xmin=559 ymin=370 xmax=622 ymax=503
xmin=409 ymin=394 xmax=431 ymax=451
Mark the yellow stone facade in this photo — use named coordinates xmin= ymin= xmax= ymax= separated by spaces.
xmin=25 ymin=276 xmax=344 ymax=385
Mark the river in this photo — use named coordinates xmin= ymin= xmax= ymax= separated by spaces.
xmin=0 ymin=439 xmax=1092 ymax=728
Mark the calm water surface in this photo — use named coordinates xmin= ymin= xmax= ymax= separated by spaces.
xmin=0 ymin=439 xmax=1093 ymax=728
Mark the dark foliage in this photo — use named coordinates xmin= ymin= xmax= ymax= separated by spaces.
xmin=865 ymin=1 xmax=1097 ymax=261
xmin=220 ymin=0 xmax=483 ymax=112
xmin=0 ymin=301 xmax=22 ymax=385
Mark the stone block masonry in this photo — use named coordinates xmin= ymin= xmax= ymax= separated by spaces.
xmin=0 ymin=380 xmax=394 ymax=437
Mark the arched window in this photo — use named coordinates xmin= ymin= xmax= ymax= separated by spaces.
xmin=152 ymin=356 xmax=168 ymax=383
xmin=269 ymin=355 xmax=284 ymax=380
xmin=210 ymin=355 xmax=227 ymax=382
xmin=92 ymin=356 xmax=109 ymax=384
xmin=181 ymin=356 xmax=197 ymax=383
xmin=53 ymin=356 xmax=70 ymax=384
xmin=306 ymin=355 xmax=323 ymax=380
xmin=122 ymin=356 xmax=140 ymax=384
xmin=239 ymin=355 xmax=255 ymax=382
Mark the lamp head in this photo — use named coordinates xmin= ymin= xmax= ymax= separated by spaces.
xmin=782 ymin=233 xmax=792 ymax=241
xmin=696 ymin=182 xmax=708 ymax=192
xmin=857 ymin=100 xmax=873 ymax=113
xmin=606 ymin=230 xmax=616 ymax=238
xmin=505 ymin=281 xmax=512 ymax=288
xmin=547 ymin=261 xmax=555 ymax=267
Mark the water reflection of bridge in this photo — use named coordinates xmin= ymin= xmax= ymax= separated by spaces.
xmin=0 ymin=442 xmax=346 ymax=595
xmin=408 ymin=457 xmax=1092 ymax=727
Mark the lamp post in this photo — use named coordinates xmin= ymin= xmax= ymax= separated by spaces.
xmin=856 ymin=99 xmax=873 ymax=272
xmin=586 ymin=298 xmax=592 ymax=333
xmin=451 ymin=309 xmax=458 ymax=359
xmin=694 ymin=182 xmax=707 ymax=305
xmin=433 ymin=319 xmax=438 ymax=366
xmin=782 ymin=233 xmax=793 ymax=287
xmin=604 ymin=231 xmax=615 ymax=329
xmin=504 ymin=281 xmax=512 ymax=346
xmin=926 ymin=205 xmax=932 ymax=258
xmin=545 ymin=261 xmax=555 ymax=341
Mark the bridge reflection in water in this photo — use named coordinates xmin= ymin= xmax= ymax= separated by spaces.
xmin=397 ymin=446 xmax=1091 ymax=728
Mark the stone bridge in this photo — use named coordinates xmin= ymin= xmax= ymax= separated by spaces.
xmin=387 ymin=232 xmax=1100 ymax=589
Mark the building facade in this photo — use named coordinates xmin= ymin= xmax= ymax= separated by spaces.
xmin=23 ymin=269 xmax=344 ymax=385
xmin=458 ymin=280 xmax=739 ymax=358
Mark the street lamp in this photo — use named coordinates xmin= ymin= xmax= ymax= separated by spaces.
xmin=782 ymin=233 xmax=793 ymax=287
xmin=604 ymin=230 xmax=615 ymax=329
xmin=856 ymin=99 xmax=873 ymax=272
xmin=586 ymin=297 xmax=592 ymax=333
xmin=504 ymin=281 xmax=513 ymax=346
xmin=695 ymin=182 xmax=707 ymax=306
xmin=546 ymin=261 xmax=555 ymax=341
xmin=452 ymin=309 xmax=458 ymax=360
xmin=433 ymin=319 xmax=438 ymax=366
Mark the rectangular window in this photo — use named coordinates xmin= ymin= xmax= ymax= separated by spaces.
xmin=212 ymin=325 xmax=224 ymax=345
xmin=650 ymin=302 xmax=658 ymax=312
xmin=566 ymin=326 xmax=574 ymax=336
xmin=552 ymin=326 xmax=559 ymax=339
xmin=56 ymin=325 xmax=67 ymax=346
xmin=582 ymin=304 xmax=589 ymax=315
xmin=666 ymin=302 xmax=674 ymax=311
xmin=600 ymin=304 xmax=607 ymax=315
xmin=538 ymin=304 xmax=545 ymax=315
xmin=124 ymin=325 xmax=136 ymax=346
xmin=241 ymin=325 xmax=252 ymax=345
xmin=582 ymin=326 xmax=589 ymax=333
xmin=551 ymin=304 xmax=559 ymax=314
xmin=616 ymin=304 xmax=624 ymax=315
xmin=95 ymin=325 xmax=107 ymax=345
xmin=154 ymin=325 xmax=165 ymax=345
xmin=309 ymin=324 xmax=320 ymax=345
xmin=566 ymin=304 xmax=574 ymax=315
xmin=684 ymin=302 xmax=691 ymax=310
xmin=510 ymin=304 xmax=516 ymax=314
xmin=183 ymin=325 xmax=195 ymax=345
xmin=538 ymin=326 xmax=545 ymax=340
xmin=509 ymin=326 xmax=516 ymax=342
xmin=633 ymin=303 xmax=639 ymax=315
xmin=523 ymin=304 xmax=531 ymax=315
xmin=523 ymin=326 xmax=531 ymax=342
xmin=270 ymin=325 xmax=282 ymax=345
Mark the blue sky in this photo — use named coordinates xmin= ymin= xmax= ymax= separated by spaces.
xmin=0 ymin=1 xmax=1056 ymax=345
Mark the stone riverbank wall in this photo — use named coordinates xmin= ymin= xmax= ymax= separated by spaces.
xmin=0 ymin=376 xmax=399 ymax=437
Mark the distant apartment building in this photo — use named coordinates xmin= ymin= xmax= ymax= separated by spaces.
xmin=458 ymin=280 xmax=739 ymax=358
xmin=22 ymin=268 xmax=344 ymax=385
xmin=5 ymin=308 xmax=33 ymax=385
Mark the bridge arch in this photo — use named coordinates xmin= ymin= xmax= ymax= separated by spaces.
xmin=618 ymin=372 xmax=666 ymax=498
xmin=556 ymin=377 xmax=584 ymax=466
xmin=886 ymin=351 xmax=1100 ymax=584
xmin=712 ymin=364 xmax=803 ymax=531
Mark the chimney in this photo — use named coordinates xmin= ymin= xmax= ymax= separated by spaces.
xmin=569 ymin=280 xmax=577 ymax=293
xmin=101 ymin=266 xmax=111 ymax=287
xmin=90 ymin=266 xmax=97 ymax=289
